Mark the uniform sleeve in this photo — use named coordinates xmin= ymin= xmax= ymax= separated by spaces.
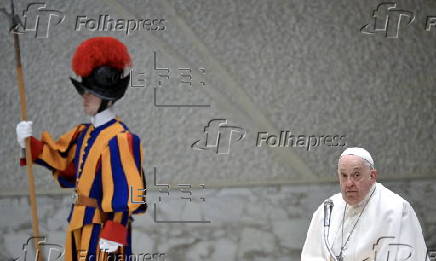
xmin=20 ymin=125 xmax=86 ymax=188
xmin=99 ymin=132 xmax=147 ymax=245
xmin=301 ymin=205 xmax=327 ymax=261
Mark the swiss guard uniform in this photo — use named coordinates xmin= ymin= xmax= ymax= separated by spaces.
xmin=19 ymin=37 xmax=147 ymax=261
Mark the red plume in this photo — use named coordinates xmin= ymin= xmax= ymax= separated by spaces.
xmin=72 ymin=37 xmax=132 ymax=77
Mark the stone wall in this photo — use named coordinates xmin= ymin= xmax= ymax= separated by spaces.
xmin=1 ymin=179 xmax=435 ymax=260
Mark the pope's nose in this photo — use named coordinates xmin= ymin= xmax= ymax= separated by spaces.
xmin=344 ymin=177 xmax=355 ymax=189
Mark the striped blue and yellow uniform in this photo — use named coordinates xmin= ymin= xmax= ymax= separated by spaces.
xmin=24 ymin=118 xmax=147 ymax=261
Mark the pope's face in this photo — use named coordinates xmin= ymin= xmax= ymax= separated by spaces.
xmin=82 ymin=92 xmax=101 ymax=116
xmin=337 ymin=155 xmax=377 ymax=206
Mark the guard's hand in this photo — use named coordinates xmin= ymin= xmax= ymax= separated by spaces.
xmin=99 ymin=238 xmax=121 ymax=253
xmin=16 ymin=121 xmax=32 ymax=149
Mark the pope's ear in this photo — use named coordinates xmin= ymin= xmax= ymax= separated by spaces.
xmin=370 ymin=169 xmax=378 ymax=180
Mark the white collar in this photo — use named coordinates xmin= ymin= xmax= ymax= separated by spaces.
xmin=90 ymin=107 xmax=116 ymax=127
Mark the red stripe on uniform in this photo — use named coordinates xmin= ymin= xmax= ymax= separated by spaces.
xmin=58 ymin=161 xmax=76 ymax=177
xmin=100 ymin=220 xmax=128 ymax=245
xmin=127 ymin=133 xmax=134 ymax=155
xmin=19 ymin=136 xmax=44 ymax=166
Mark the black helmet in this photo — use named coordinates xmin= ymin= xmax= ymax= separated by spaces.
xmin=70 ymin=37 xmax=132 ymax=102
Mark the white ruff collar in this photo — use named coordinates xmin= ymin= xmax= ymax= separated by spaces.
xmin=90 ymin=107 xmax=116 ymax=127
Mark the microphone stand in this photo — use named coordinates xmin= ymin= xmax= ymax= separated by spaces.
xmin=324 ymin=199 xmax=338 ymax=261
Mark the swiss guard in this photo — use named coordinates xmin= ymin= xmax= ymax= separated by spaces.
xmin=16 ymin=37 xmax=147 ymax=261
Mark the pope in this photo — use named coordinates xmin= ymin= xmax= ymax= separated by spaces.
xmin=301 ymin=147 xmax=428 ymax=261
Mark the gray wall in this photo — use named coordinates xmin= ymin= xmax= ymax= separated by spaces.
xmin=1 ymin=180 xmax=435 ymax=261
xmin=0 ymin=0 xmax=435 ymax=260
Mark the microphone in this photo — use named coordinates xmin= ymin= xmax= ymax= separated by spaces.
xmin=323 ymin=199 xmax=337 ymax=261
xmin=324 ymin=199 xmax=333 ymax=227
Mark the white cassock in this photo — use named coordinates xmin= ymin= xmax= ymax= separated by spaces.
xmin=301 ymin=183 xmax=428 ymax=261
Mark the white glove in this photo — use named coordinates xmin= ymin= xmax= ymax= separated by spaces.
xmin=16 ymin=121 xmax=32 ymax=148
xmin=99 ymin=238 xmax=121 ymax=253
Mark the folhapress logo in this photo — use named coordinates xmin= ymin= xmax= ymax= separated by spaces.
xmin=191 ymin=119 xmax=246 ymax=155
xmin=361 ymin=2 xmax=415 ymax=38
xmin=368 ymin=236 xmax=419 ymax=261
xmin=75 ymin=15 xmax=166 ymax=35
xmin=13 ymin=236 xmax=64 ymax=261
xmin=16 ymin=3 xmax=65 ymax=38
xmin=256 ymin=131 xmax=346 ymax=151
